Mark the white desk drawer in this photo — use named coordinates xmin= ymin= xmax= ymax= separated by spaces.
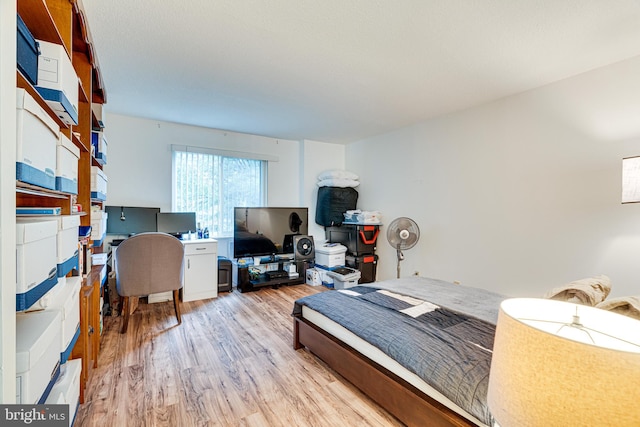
xmin=183 ymin=240 xmax=216 ymax=255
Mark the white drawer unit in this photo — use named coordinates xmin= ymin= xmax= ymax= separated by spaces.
xmin=16 ymin=310 xmax=62 ymax=404
xmin=182 ymin=239 xmax=218 ymax=302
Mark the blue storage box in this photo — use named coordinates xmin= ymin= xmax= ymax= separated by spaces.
xmin=91 ymin=131 xmax=107 ymax=165
xmin=17 ymin=14 xmax=39 ymax=85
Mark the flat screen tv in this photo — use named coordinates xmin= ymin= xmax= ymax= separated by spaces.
xmin=156 ymin=212 xmax=197 ymax=237
xmin=105 ymin=206 xmax=160 ymax=235
xmin=233 ymin=207 xmax=309 ymax=259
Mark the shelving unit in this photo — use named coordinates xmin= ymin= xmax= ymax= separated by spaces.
xmin=14 ymin=0 xmax=107 ymax=404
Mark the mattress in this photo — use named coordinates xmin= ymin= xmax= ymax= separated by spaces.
xmin=301 ymin=305 xmax=489 ymax=427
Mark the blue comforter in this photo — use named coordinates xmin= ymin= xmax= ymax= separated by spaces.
xmin=293 ymin=277 xmax=505 ymax=425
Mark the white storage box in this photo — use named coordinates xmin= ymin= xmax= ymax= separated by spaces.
xmin=91 ymin=166 xmax=108 ymax=201
xmin=57 ymin=215 xmax=80 ymax=277
xmin=55 ymin=133 xmax=80 ymax=194
xmin=46 ymin=358 xmax=81 ymax=426
xmin=326 ymin=267 xmax=361 ymax=290
xmin=90 ymin=211 xmax=108 ymax=243
xmin=305 ymin=267 xmax=322 ymax=286
xmin=16 ymin=310 xmax=62 ymax=404
xmin=16 ymin=218 xmax=59 ymax=311
xmin=44 ymin=276 xmax=81 ymax=362
xmin=91 ymin=130 xmax=107 ymax=165
xmin=35 ymin=39 xmax=79 ymax=125
xmin=16 ymin=88 xmax=60 ymax=190
xmin=315 ymin=243 xmax=347 ymax=269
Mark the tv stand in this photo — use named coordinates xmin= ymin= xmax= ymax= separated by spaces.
xmin=237 ymin=259 xmax=309 ymax=293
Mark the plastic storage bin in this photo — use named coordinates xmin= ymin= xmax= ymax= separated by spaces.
xmin=55 ymin=133 xmax=80 ymax=194
xmin=16 ymin=218 xmax=59 ymax=311
xmin=16 ymin=310 xmax=62 ymax=404
xmin=346 ymin=254 xmax=378 ymax=284
xmin=16 ymin=88 xmax=59 ymax=190
xmin=325 ymin=224 xmax=380 ymax=256
xmin=35 ymin=39 xmax=79 ymax=125
xmin=56 ymin=215 xmax=80 ymax=277
xmin=17 ymin=14 xmax=40 ymax=85
xmin=315 ymin=243 xmax=347 ymax=269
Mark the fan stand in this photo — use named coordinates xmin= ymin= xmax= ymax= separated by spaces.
xmin=396 ymin=245 xmax=404 ymax=279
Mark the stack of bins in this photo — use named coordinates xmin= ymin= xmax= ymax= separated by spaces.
xmin=325 ymin=223 xmax=380 ymax=284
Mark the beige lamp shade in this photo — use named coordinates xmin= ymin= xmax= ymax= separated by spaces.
xmin=622 ymin=156 xmax=640 ymax=203
xmin=487 ymin=298 xmax=640 ymax=427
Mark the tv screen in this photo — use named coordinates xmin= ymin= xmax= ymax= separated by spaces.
xmin=156 ymin=212 xmax=197 ymax=236
xmin=233 ymin=207 xmax=308 ymax=258
xmin=105 ymin=206 xmax=160 ymax=235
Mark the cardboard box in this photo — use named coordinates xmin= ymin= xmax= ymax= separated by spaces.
xmin=17 ymin=14 xmax=40 ymax=85
xmin=315 ymin=243 xmax=347 ymax=269
xmin=16 ymin=88 xmax=59 ymax=190
xmin=90 ymin=167 xmax=108 ymax=201
xmin=57 ymin=215 xmax=80 ymax=277
xmin=16 ymin=218 xmax=59 ymax=311
xmin=16 ymin=310 xmax=62 ymax=404
xmin=55 ymin=133 xmax=80 ymax=194
xmin=46 ymin=359 xmax=81 ymax=426
xmin=91 ymin=130 xmax=107 ymax=165
xmin=35 ymin=39 xmax=79 ymax=125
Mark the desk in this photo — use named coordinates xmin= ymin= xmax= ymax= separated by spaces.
xmin=141 ymin=238 xmax=218 ymax=303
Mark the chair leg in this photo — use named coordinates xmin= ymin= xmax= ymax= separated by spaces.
xmin=121 ymin=296 xmax=130 ymax=334
xmin=173 ymin=289 xmax=182 ymax=325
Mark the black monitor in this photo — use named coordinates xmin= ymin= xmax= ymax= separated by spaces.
xmin=156 ymin=212 xmax=197 ymax=237
xmin=105 ymin=206 xmax=160 ymax=235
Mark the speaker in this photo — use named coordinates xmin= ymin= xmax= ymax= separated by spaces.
xmin=293 ymin=235 xmax=315 ymax=261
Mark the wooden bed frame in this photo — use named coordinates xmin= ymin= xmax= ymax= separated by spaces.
xmin=293 ymin=315 xmax=479 ymax=427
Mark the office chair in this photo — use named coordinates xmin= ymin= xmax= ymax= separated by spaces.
xmin=114 ymin=232 xmax=185 ymax=333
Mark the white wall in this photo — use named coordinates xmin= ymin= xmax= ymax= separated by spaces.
xmin=103 ymin=114 xmax=344 ymax=248
xmin=347 ymin=54 xmax=640 ymax=298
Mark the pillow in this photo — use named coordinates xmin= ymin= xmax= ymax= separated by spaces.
xmin=596 ymin=296 xmax=640 ymax=320
xmin=318 ymin=169 xmax=359 ymax=181
xmin=543 ymin=275 xmax=611 ymax=306
xmin=317 ymin=178 xmax=360 ymax=188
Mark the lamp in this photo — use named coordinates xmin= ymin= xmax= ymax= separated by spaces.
xmin=487 ymin=298 xmax=640 ymax=427
xmin=622 ymin=156 xmax=640 ymax=203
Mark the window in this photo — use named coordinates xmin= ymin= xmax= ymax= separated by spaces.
xmin=173 ymin=148 xmax=266 ymax=237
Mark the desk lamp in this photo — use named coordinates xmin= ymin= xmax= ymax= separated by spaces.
xmin=487 ymin=298 xmax=640 ymax=427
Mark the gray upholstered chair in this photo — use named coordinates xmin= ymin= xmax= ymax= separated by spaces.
xmin=114 ymin=232 xmax=185 ymax=333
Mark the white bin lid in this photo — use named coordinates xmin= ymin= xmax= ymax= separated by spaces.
xmin=16 ymin=218 xmax=58 ymax=244
xmin=316 ymin=243 xmax=347 ymax=255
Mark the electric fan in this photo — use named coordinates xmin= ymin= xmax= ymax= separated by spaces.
xmin=386 ymin=217 xmax=420 ymax=278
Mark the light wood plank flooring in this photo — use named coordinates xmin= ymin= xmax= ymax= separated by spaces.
xmin=75 ymin=284 xmax=403 ymax=426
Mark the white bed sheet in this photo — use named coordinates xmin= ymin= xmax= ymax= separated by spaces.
xmin=302 ymin=305 xmax=489 ymax=427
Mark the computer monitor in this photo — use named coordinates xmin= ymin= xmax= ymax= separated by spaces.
xmin=105 ymin=206 xmax=160 ymax=235
xmin=156 ymin=212 xmax=197 ymax=237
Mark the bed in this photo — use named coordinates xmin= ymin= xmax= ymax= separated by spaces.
xmin=292 ymin=276 xmax=505 ymax=427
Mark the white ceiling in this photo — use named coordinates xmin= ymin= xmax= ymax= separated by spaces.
xmin=82 ymin=0 xmax=640 ymax=144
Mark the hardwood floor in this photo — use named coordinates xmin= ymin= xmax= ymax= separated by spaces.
xmin=75 ymin=284 xmax=403 ymax=426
